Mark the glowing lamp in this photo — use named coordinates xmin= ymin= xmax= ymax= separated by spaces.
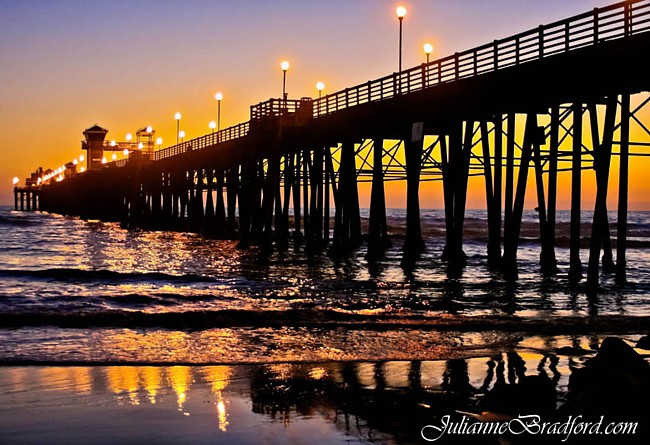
xmin=123 ymin=149 xmax=129 ymax=156
xmin=101 ymin=157 xmax=107 ymax=164
xmin=12 ymin=177 xmax=19 ymax=185
xmin=396 ymin=6 xmax=407 ymax=18
xmin=126 ymin=133 xmax=133 ymax=142
xmin=146 ymin=125 xmax=153 ymax=133
xmin=175 ymin=112 xmax=182 ymax=120
xmin=156 ymin=137 xmax=163 ymax=146
xmin=112 ymin=153 xmax=117 ymax=160
xmin=281 ymin=61 xmax=290 ymax=71
xmin=79 ymin=155 xmax=85 ymax=162
xmin=215 ymin=92 xmax=223 ymax=101
xmin=73 ymin=159 xmax=78 ymax=165
xmin=209 ymin=121 xmax=216 ymax=130
xmin=137 ymin=142 xmax=144 ymax=150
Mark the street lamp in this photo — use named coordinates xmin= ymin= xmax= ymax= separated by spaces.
xmin=175 ymin=112 xmax=182 ymax=144
xmin=215 ymin=92 xmax=223 ymax=131
xmin=79 ymin=155 xmax=84 ymax=163
xmin=424 ymin=43 xmax=433 ymax=64
xmin=112 ymin=153 xmax=117 ymax=161
xmin=137 ymin=142 xmax=144 ymax=150
xmin=281 ymin=61 xmax=290 ymax=100
xmin=12 ymin=177 xmax=19 ymax=185
xmin=123 ymin=148 xmax=129 ymax=156
xmin=179 ymin=130 xmax=186 ymax=142
xmin=156 ymin=137 xmax=163 ymax=150
xmin=396 ymin=6 xmax=407 ymax=72
xmin=209 ymin=121 xmax=217 ymax=133
xmin=146 ymin=125 xmax=153 ymax=133
xmin=316 ymin=81 xmax=325 ymax=99
xmin=126 ymin=133 xmax=133 ymax=143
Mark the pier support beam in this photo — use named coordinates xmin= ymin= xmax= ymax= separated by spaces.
xmin=226 ymin=167 xmax=239 ymax=236
xmin=543 ymin=106 xmax=560 ymax=275
xmin=367 ymin=138 xmax=388 ymax=258
xmin=403 ymin=137 xmax=424 ymax=260
xmin=569 ymin=103 xmax=583 ymax=282
xmin=502 ymin=113 xmax=536 ymax=279
xmin=442 ymin=121 xmax=472 ymax=268
xmin=480 ymin=119 xmax=502 ymax=268
xmin=204 ymin=169 xmax=215 ymax=232
xmin=333 ymin=141 xmax=361 ymax=247
xmin=215 ymin=170 xmax=226 ymax=235
xmin=309 ymin=146 xmax=324 ymax=244
xmin=616 ymin=93 xmax=630 ymax=283
xmin=587 ymin=96 xmax=618 ymax=291
xmin=263 ymin=154 xmax=281 ymax=242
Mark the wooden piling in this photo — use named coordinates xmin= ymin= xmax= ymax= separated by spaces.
xmin=502 ymin=113 xmax=536 ymax=278
xmin=616 ymin=93 xmax=630 ymax=283
xmin=569 ymin=103 xmax=583 ymax=282
xmin=368 ymin=138 xmax=388 ymax=257
xmin=404 ymin=137 xmax=424 ymax=257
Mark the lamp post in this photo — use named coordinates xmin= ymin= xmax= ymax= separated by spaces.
xmin=424 ymin=43 xmax=433 ymax=64
xmin=281 ymin=61 xmax=289 ymax=100
xmin=179 ymin=130 xmax=185 ymax=143
xmin=316 ymin=81 xmax=325 ymax=99
xmin=12 ymin=177 xmax=19 ymax=185
xmin=174 ymin=112 xmax=182 ymax=144
xmin=396 ymin=6 xmax=407 ymax=72
xmin=215 ymin=92 xmax=223 ymax=131
xmin=209 ymin=121 xmax=216 ymax=134
xmin=156 ymin=137 xmax=163 ymax=151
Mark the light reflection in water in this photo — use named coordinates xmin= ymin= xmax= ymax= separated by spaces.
xmin=167 ymin=366 xmax=192 ymax=411
xmin=202 ymin=366 xmax=232 ymax=432
xmin=106 ymin=366 xmax=141 ymax=405
xmin=2 ymin=337 xmax=642 ymax=444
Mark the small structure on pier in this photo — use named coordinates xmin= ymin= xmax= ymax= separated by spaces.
xmin=81 ymin=125 xmax=109 ymax=170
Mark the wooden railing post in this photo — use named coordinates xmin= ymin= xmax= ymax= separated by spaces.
xmin=454 ymin=53 xmax=459 ymax=80
xmin=493 ymin=40 xmax=499 ymax=71
xmin=593 ymin=8 xmax=599 ymax=44
xmin=565 ymin=22 xmax=570 ymax=52
xmin=516 ymin=37 xmax=520 ymax=65
xmin=539 ymin=25 xmax=545 ymax=58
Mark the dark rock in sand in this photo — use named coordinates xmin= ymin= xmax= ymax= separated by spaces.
xmin=556 ymin=337 xmax=650 ymax=443
xmin=636 ymin=335 xmax=650 ymax=350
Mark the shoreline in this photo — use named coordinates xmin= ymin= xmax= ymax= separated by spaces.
xmin=1 ymin=335 xmax=648 ymax=444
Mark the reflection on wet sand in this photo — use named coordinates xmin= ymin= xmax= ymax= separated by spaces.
xmin=1 ymin=337 xmax=647 ymax=444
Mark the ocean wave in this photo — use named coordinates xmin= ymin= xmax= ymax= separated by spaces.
xmin=0 ymin=268 xmax=215 ymax=283
xmin=0 ymin=308 xmax=648 ymax=333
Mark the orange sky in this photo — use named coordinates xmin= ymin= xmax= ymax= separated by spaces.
xmin=4 ymin=0 xmax=649 ymax=210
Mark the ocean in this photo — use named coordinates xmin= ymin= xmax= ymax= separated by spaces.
xmin=1 ymin=205 xmax=649 ymax=444
xmin=0 ymin=205 xmax=649 ymax=364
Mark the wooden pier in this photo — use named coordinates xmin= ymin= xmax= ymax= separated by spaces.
xmin=15 ymin=0 xmax=650 ymax=291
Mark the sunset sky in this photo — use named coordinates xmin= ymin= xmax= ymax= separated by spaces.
xmin=4 ymin=0 xmax=648 ymax=209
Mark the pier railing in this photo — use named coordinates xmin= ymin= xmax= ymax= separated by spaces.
xmin=313 ymin=0 xmax=650 ymax=116
xmin=106 ymin=0 xmax=650 ymax=168
xmin=250 ymin=99 xmax=303 ymax=119
xmin=152 ymin=121 xmax=250 ymax=161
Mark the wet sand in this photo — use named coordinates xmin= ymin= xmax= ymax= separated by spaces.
xmin=1 ymin=334 xmax=648 ymax=444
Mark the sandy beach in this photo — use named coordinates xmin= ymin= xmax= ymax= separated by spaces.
xmin=1 ymin=334 xmax=648 ymax=444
